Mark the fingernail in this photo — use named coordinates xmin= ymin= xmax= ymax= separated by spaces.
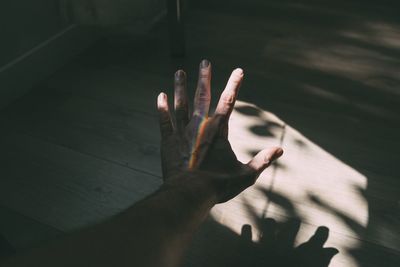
xmin=268 ymin=148 xmax=283 ymax=162
xmin=275 ymin=148 xmax=284 ymax=158
xmin=158 ymin=92 xmax=166 ymax=101
xmin=200 ymin=59 xmax=210 ymax=68
xmin=175 ymin=70 xmax=185 ymax=79
xmin=234 ymin=68 xmax=244 ymax=75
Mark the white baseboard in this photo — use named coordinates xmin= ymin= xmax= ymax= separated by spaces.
xmin=0 ymin=24 xmax=98 ymax=109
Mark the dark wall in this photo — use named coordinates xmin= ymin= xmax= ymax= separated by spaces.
xmin=0 ymin=0 xmax=70 ymax=67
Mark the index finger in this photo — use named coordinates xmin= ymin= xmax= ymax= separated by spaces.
xmin=214 ymin=68 xmax=244 ymax=119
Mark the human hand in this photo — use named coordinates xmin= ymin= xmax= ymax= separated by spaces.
xmin=157 ymin=60 xmax=283 ymax=203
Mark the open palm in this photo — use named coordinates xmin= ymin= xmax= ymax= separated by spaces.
xmin=157 ymin=60 xmax=283 ymax=202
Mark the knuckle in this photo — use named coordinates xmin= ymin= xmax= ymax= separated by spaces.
xmin=197 ymin=90 xmax=210 ymax=101
xmin=199 ymin=73 xmax=210 ymax=79
xmin=174 ymin=98 xmax=185 ymax=108
xmin=199 ymin=94 xmax=211 ymax=102
xmin=222 ymin=92 xmax=235 ymax=105
xmin=231 ymin=76 xmax=242 ymax=84
xmin=199 ymin=69 xmax=211 ymax=79
xmin=158 ymin=102 xmax=168 ymax=112
xmin=160 ymin=120 xmax=171 ymax=129
xmin=159 ymin=113 xmax=171 ymax=124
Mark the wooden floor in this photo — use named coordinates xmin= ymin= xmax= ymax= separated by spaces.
xmin=0 ymin=1 xmax=399 ymax=266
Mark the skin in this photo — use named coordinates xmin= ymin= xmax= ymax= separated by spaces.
xmin=159 ymin=60 xmax=283 ymax=202
xmin=0 ymin=60 xmax=283 ymax=267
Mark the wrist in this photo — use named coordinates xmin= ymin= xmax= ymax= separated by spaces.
xmin=161 ymin=171 xmax=219 ymax=208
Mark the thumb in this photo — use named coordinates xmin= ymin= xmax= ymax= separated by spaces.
xmin=247 ymin=147 xmax=283 ymax=175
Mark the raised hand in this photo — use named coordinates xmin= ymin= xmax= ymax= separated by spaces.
xmin=157 ymin=60 xmax=283 ymax=203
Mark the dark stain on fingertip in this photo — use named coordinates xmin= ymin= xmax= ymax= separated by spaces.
xmin=175 ymin=70 xmax=185 ymax=79
xmin=200 ymin=59 xmax=210 ymax=68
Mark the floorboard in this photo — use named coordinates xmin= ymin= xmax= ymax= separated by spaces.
xmin=0 ymin=0 xmax=398 ymax=266
xmin=0 ymin=131 xmax=161 ymax=232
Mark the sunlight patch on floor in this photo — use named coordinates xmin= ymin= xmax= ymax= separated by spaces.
xmin=210 ymin=100 xmax=369 ymax=267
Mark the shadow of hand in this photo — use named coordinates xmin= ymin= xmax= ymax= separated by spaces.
xmin=237 ymin=219 xmax=338 ymax=267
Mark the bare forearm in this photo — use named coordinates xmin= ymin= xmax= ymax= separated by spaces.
xmin=117 ymin=177 xmax=217 ymax=266
xmin=1 ymin=177 xmax=217 ymax=267
xmin=1 ymin=60 xmax=283 ymax=267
